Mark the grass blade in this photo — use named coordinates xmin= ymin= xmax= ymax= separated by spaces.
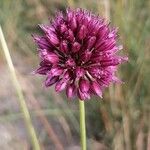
xmin=0 ymin=26 xmax=41 ymax=150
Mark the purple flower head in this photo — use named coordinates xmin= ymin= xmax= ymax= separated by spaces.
xmin=33 ymin=8 xmax=128 ymax=100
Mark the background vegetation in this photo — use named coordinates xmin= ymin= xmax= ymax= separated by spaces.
xmin=0 ymin=0 xmax=150 ymax=149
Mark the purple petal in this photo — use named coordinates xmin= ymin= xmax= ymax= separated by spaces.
xmin=112 ymin=76 xmax=123 ymax=83
xmin=55 ymin=79 xmax=67 ymax=92
xmin=67 ymin=8 xmax=74 ymax=22
xmin=70 ymin=17 xmax=77 ymax=31
xmin=75 ymin=67 xmax=85 ymax=78
xmin=68 ymin=29 xmax=74 ymax=41
xmin=91 ymin=81 xmax=102 ymax=98
xmin=81 ymin=50 xmax=92 ymax=62
xmin=47 ymin=33 xmax=59 ymax=46
xmin=40 ymin=51 xmax=59 ymax=64
xmin=34 ymin=66 xmax=51 ymax=75
xmin=33 ymin=35 xmax=51 ymax=49
xmin=66 ymin=84 xmax=76 ymax=99
xmin=45 ymin=76 xmax=59 ymax=87
xmin=78 ymin=89 xmax=90 ymax=100
xmin=87 ymin=36 xmax=96 ymax=49
xmin=48 ymin=67 xmax=63 ymax=76
xmin=39 ymin=25 xmax=50 ymax=34
xmin=63 ymin=71 xmax=71 ymax=80
xmin=79 ymin=79 xmax=90 ymax=92
xmin=60 ymin=24 xmax=68 ymax=33
xmin=60 ymin=40 xmax=68 ymax=53
xmin=39 ymin=61 xmax=51 ymax=67
xmin=78 ymin=25 xmax=87 ymax=40
xmin=64 ymin=29 xmax=74 ymax=42
xmin=65 ymin=58 xmax=76 ymax=67
xmin=72 ymin=42 xmax=81 ymax=53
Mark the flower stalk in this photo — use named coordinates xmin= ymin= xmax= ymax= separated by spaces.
xmin=79 ymin=100 xmax=86 ymax=150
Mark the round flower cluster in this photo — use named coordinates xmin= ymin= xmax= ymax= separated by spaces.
xmin=33 ymin=8 xmax=128 ymax=100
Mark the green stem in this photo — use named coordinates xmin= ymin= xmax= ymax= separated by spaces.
xmin=0 ymin=26 xmax=40 ymax=150
xmin=79 ymin=100 xmax=86 ymax=150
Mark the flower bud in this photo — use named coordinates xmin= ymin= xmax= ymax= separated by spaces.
xmin=45 ymin=76 xmax=59 ymax=87
xmin=78 ymin=89 xmax=90 ymax=100
xmin=44 ymin=52 xmax=59 ymax=63
xmin=87 ymin=36 xmax=96 ymax=49
xmin=60 ymin=24 xmax=68 ymax=33
xmin=60 ymin=40 xmax=68 ymax=53
xmin=76 ymin=67 xmax=85 ymax=78
xmin=91 ymin=81 xmax=102 ymax=98
xmin=48 ymin=67 xmax=63 ymax=76
xmin=67 ymin=9 xmax=73 ymax=22
xmin=63 ymin=71 xmax=71 ymax=80
xmin=72 ymin=42 xmax=81 ymax=53
xmin=34 ymin=66 xmax=51 ymax=75
xmin=66 ymin=84 xmax=76 ymax=98
xmin=79 ymin=79 xmax=90 ymax=93
xmin=39 ymin=49 xmax=48 ymax=58
xmin=39 ymin=25 xmax=49 ymax=34
xmin=47 ymin=33 xmax=59 ymax=46
xmin=78 ymin=25 xmax=87 ymax=40
xmin=68 ymin=29 xmax=74 ymax=41
xmin=33 ymin=36 xmax=50 ymax=49
xmin=65 ymin=58 xmax=76 ymax=67
xmin=81 ymin=50 xmax=92 ymax=62
xmin=39 ymin=61 xmax=51 ymax=67
xmin=112 ymin=76 xmax=123 ymax=83
xmin=55 ymin=79 xmax=67 ymax=92
xmin=70 ymin=18 xmax=77 ymax=31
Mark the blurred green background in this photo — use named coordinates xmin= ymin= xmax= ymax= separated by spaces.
xmin=0 ymin=0 xmax=150 ymax=150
